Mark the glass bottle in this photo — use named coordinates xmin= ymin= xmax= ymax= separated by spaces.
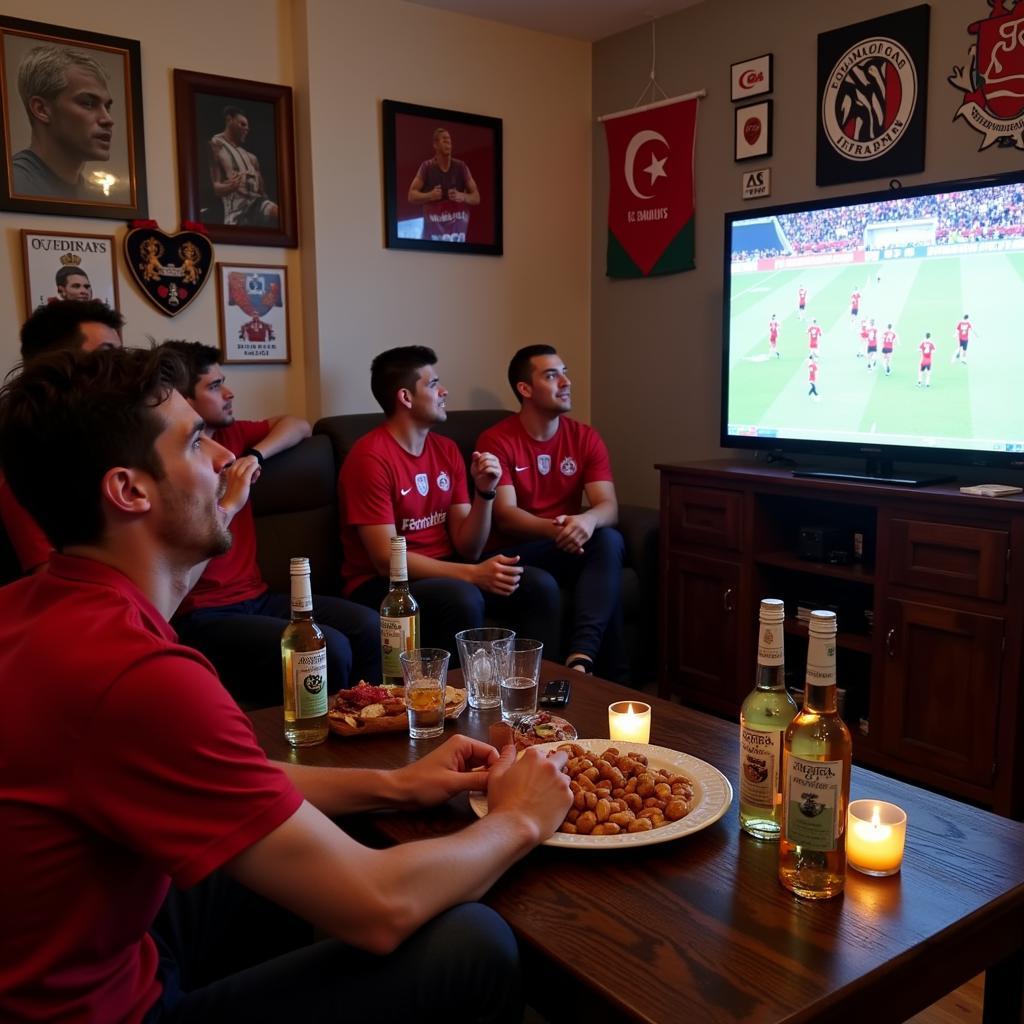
xmin=778 ymin=610 xmax=852 ymax=899
xmin=380 ymin=536 xmax=420 ymax=687
xmin=739 ymin=598 xmax=798 ymax=839
xmin=281 ymin=557 xmax=329 ymax=746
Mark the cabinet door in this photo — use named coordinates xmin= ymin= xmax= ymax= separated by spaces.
xmin=879 ymin=600 xmax=1003 ymax=787
xmin=664 ymin=553 xmax=743 ymax=715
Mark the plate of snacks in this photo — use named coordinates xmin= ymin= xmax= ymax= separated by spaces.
xmin=328 ymin=681 xmax=467 ymax=738
xmin=469 ymin=740 xmax=733 ymax=849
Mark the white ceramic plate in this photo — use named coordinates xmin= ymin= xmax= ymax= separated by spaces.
xmin=469 ymin=739 xmax=733 ymax=849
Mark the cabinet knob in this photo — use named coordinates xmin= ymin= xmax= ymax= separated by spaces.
xmin=723 ymin=588 xmax=735 ymax=613
xmin=886 ymin=628 xmax=896 ymax=658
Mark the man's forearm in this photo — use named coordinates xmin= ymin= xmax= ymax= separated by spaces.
xmin=494 ymin=503 xmax=558 ymax=540
xmin=278 ymin=762 xmax=411 ymax=815
xmin=585 ymin=498 xmax=619 ymax=529
xmin=449 ymin=498 xmax=494 ymax=560
xmin=252 ymin=415 xmax=311 ymax=459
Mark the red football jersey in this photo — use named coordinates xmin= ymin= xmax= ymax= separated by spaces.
xmin=882 ymin=330 xmax=897 ymax=349
xmin=919 ymin=340 xmax=936 ymax=363
xmin=808 ymin=363 xmax=818 ymax=382
xmin=808 ymin=325 xmax=822 ymax=347
xmin=865 ymin=326 xmax=878 ymax=346
xmin=956 ymin=320 xmax=972 ymax=341
xmin=851 ymin=291 xmax=861 ymax=307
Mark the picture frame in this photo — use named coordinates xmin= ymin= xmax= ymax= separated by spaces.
xmin=0 ymin=16 xmax=147 ymax=218
xmin=21 ymin=229 xmax=119 ymax=316
xmin=735 ymin=100 xmax=773 ymax=162
xmin=382 ymin=99 xmax=502 ymax=256
xmin=216 ymin=262 xmax=290 ymax=364
xmin=174 ymin=69 xmax=297 ymax=248
xmin=730 ymin=54 xmax=773 ymax=102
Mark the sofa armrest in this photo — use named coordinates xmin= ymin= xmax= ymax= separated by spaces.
xmin=618 ymin=504 xmax=658 ymax=582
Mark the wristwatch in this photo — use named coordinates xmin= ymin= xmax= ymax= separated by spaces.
xmin=477 ymin=488 xmax=497 ymax=501
xmin=242 ymin=447 xmax=265 ymax=467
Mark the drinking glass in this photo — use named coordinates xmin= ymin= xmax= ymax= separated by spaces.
xmin=455 ymin=627 xmax=513 ymax=710
xmin=500 ymin=639 xmax=543 ymax=722
xmin=399 ymin=648 xmax=449 ymax=739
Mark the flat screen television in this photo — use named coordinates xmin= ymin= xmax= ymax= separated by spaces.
xmin=721 ymin=170 xmax=1024 ymax=485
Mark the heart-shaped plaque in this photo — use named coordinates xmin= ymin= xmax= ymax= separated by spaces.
xmin=123 ymin=223 xmax=213 ymax=317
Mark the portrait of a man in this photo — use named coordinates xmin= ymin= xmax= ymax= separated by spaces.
xmin=209 ymin=104 xmax=279 ymax=228
xmin=21 ymin=230 xmax=119 ymax=315
xmin=1 ymin=17 xmax=147 ymax=218
xmin=55 ymin=263 xmax=92 ymax=300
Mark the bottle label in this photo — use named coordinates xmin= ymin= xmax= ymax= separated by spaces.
xmin=757 ymin=623 xmax=784 ymax=667
xmin=290 ymin=572 xmax=313 ymax=615
xmin=739 ymin=723 xmax=782 ymax=809
xmin=805 ymin=636 xmax=836 ymax=688
xmin=783 ymin=755 xmax=843 ymax=850
xmin=381 ymin=615 xmax=416 ymax=679
xmin=289 ymin=648 xmax=327 ymax=718
xmin=389 ymin=545 xmax=409 ymax=583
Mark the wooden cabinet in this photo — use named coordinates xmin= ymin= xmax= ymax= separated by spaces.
xmin=658 ymin=462 xmax=1024 ymax=816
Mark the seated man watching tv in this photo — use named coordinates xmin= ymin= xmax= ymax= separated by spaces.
xmin=477 ymin=344 xmax=626 ymax=680
xmin=338 ymin=345 xmax=561 ymax=658
xmin=0 ymin=299 xmax=124 ymax=574
xmin=0 ymin=346 xmax=572 ymax=1024
xmin=161 ymin=341 xmax=379 ymax=705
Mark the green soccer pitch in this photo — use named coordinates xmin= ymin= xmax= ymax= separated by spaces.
xmin=725 ymin=252 xmax=1024 ymax=451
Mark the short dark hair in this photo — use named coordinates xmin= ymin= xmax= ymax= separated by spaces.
xmin=507 ymin=344 xmax=556 ymax=404
xmin=370 ymin=346 xmax=437 ymax=416
xmin=0 ymin=347 xmax=187 ymax=550
xmin=55 ymin=265 xmax=90 ymax=288
xmin=20 ymin=300 xmax=124 ymax=361
xmin=223 ymin=105 xmax=243 ymax=120
xmin=157 ymin=340 xmax=221 ymax=398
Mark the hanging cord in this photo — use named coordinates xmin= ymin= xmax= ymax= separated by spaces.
xmin=632 ymin=19 xmax=670 ymax=109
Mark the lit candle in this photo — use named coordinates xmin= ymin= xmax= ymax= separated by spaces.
xmin=847 ymin=800 xmax=907 ymax=876
xmin=608 ymin=701 xmax=652 ymax=743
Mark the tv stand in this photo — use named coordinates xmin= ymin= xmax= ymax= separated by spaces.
xmin=793 ymin=458 xmax=953 ymax=487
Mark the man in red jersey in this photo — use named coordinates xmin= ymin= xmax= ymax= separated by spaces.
xmin=0 ymin=299 xmax=124 ymax=575
xmin=953 ymin=313 xmax=974 ymax=365
xmin=0 ymin=346 xmax=571 ymax=1023
xmin=918 ymin=333 xmax=936 ymax=387
xmin=476 ymin=345 xmax=626 ymax=679
xmin=798 ymin=285 xmax=808 ymax=319
xmin=162 ymin=342 xmax=379 ymax=706
xmin=808 ymin=356 xmax=820 ymax=400
xmin=338 ymin=345 xmax=560 ymax=659
xmin=864 ymin=319 xmax=879 ymax=370
xmin=849 ymin=289 xmax=861 ymax=323
xmin=768 ymin=313 xmax=781 ymax=358
xmin=807 ymin=319 xmax=822 ymax=360
xmin=881 ymin=323 xmax=897 ymax=376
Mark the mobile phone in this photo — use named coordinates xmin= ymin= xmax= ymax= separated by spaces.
xmin=539 ymin=678 xmax=571 ymax=707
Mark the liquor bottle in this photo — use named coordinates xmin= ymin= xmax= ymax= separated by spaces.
xmin=380 ymin=536 xmax=420 ymax=686
xmin=778 ymin=610 xmax=852 ymax=899
xmin=281 ymin=557 xmax=329 ymax=746
xmin=739 ymin=598 xmax=798 ymax=840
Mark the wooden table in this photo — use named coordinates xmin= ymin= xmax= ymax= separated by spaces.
xmin=250 ymin=665 xmax=1024 ymax=1024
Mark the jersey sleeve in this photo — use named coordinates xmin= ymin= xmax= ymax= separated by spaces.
xmin=76 ymin=653 xmax=302 ymax=888
xmin=582 ymin=427 xmax=614 ymax=485
xmin=340 ymin=441 xmax=399 ymax=526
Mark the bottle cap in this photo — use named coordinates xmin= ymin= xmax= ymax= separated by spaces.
xmin=390 ymin=536 xmax=407 ymax=551
xmin=759 ymin=597 xmax=785 ymax=622
xmin=808 ymin=609 xmax=837 ymax=636
xmin=289 ymin=556 xmax=311 ymax=575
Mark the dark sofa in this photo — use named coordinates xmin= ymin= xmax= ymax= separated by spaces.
xmin=250 ymin=409 xmax=659 ymax=684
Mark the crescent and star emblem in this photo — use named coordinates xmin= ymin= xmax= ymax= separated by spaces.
xmin=624 ymin=130 xmax=669 ymax=199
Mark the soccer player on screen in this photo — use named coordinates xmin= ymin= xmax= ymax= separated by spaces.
xmin=807 ymin=319 xmax=822 ymax=361
xmin=857 ymin=318 xmax=868 ymax=358
xmin=918 ymin=333 xmax=936 ymax=388
xmin=807 ymin=357 xmax=820 ymax=400
xmin=865 ymin=319 xmax=879 ymax=371
xmin=953 ymin=314 xmax=973 ymax=365
xmin=850 ymin=290 xmax=861 ymax=323
xmin=882 ymin=324 xmax=897 ymax=376
xmin=798 ymin=286 xmax=807 ymax=320
xmin=768 ymin=314 xmax=781 ymax=358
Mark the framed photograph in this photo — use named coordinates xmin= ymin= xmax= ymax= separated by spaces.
xmin=216 ymin=262 xmax=290 ymax=364
xmin=21 ymin=229 xmax=119 ymax=315
xmin=0 ymin=16 xmax=147 ymax=218
xmin=382 ymin=99 xmax=502 ymax=256
xmin=730 ymin=54 xmax=773 ymax=102
xmin=174 ymin=69 xmax=297 ymax=248
xmin=735 ymin=100 xmax=773 ymax=161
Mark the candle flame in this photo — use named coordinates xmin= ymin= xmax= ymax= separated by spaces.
xmin=626 ymin=703 xmax=635 ymax=715
xmin=871 ymin=806 xmax=881 ymax=829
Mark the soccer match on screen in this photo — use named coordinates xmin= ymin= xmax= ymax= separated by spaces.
xmin=724 ymin=179 xmax=1024 ymax=456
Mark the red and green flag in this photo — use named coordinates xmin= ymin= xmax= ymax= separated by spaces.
xmin=602 ymin=96 xmax=699 ymax=278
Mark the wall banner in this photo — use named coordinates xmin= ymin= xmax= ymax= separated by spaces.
xmin=816 ymin=5 xmax=930 ymax=186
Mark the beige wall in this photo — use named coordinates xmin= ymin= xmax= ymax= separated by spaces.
xmin=299 ymin=0 xmax=591 ymax=420
xmin=1 ymin=0 xmax=592 ymax=426
xmin=591 ymin=0 xmax=1024 ymax=506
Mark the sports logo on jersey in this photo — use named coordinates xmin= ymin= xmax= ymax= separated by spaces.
xmin=560 ymin=457 xmax=578 ymax=476
xmin=537 ymin=454 xmax=551 ymax=475
xmin=816 ymin=7 xmax=929 ymax=185
xmin=949 ymin=1 xmax=1024 ymax=150
xmin=436 ymin=471 xmax=450 ymax=491
xmin=415 ymin=473 xmax=429 ymax=496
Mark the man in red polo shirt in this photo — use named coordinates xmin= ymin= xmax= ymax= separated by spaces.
xmin=0 ymin=299 xmax=124 ymax=575
xmin=476 ymin=345 xmax=626 ymax=679
xmin=161 ymin=342 xmax=379 ymax=706
xmin=0 ymin=346 xmax=572 ymax=1023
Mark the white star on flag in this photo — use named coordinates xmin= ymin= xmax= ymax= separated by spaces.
xmin=644 ymin=153 xmax=668 ymax=185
